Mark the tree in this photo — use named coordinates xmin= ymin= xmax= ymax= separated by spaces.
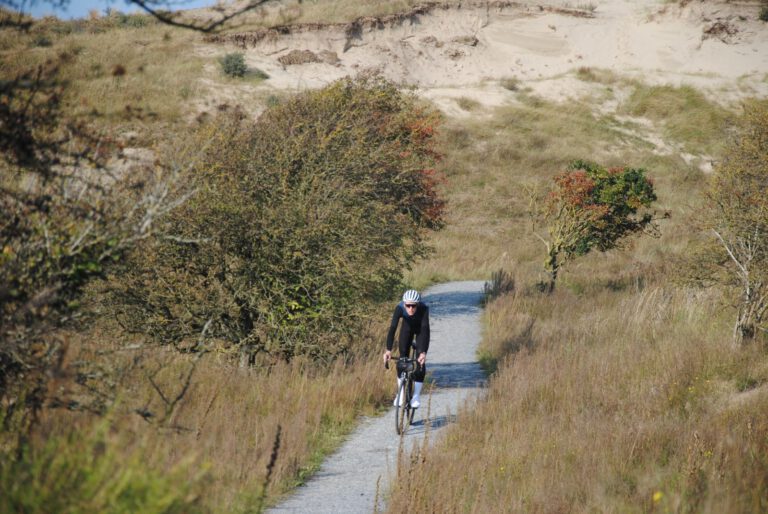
xmin=534 ymin=161 xmax=659 ymax=291
xmin=105 ymin=76 xmax=445 ymax=362
xmin=703 ymin=100 xmax=768 ymax=344
xmin=0 ymin=55 xmax=188 ymax=436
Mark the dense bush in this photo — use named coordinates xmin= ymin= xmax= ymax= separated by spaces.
xmin=536 ymin=160 xmax=658 ymax=289
xmin=219 ymin=52 xmax=247 ymax=78
xmin=106 ymin=76 xmax=445 ymax=361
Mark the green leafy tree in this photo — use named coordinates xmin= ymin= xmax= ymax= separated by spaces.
xmin=106 ymin=76 xmax=445 ymax=362
xmin=534 ymin=161 xmax=659 ymax=290
xmin=699 ymin=100 xmax=768 ymax=344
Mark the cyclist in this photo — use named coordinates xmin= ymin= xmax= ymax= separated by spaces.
xmin=383 ymin=289 xmax=430 ymax=408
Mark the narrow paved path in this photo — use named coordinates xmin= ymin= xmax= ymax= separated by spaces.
xmin=268 ymin=281 xmax=486 ymax=514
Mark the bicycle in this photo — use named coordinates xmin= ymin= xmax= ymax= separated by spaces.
xmin=386 ymin=356 xmax=419 ymax=435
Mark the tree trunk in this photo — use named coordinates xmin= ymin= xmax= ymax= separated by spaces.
xmin=545 ymin=249 xmax=559 ymax=293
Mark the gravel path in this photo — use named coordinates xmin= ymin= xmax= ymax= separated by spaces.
xmin=268 ymin=281 xmax=486 ymax=514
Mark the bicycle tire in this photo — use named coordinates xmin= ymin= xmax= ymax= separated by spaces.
xmin=407 ymin=378 xmax=415 ymax=426
xmin=395 ymin=377 xmax=413 ymax=435
xmin=395 ymin=376 xmax=405 ymax=435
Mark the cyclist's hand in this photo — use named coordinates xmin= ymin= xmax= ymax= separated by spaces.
xmin=383 ymin=350 xmax=392 ymax=364
xmin=417 ymin=352 xmax=426 ymax=366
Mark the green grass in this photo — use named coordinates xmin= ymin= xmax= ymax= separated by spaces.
xmin=0 ymin=421 xmax=204 ymax=514
xmin=409 ymin=90 xmax=702 ymax=286
xmin=621 ymin=84 xmax=733 ymax=155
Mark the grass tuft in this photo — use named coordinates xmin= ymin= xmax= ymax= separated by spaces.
xmin=621 ymin=83 xmax=732 ymax=155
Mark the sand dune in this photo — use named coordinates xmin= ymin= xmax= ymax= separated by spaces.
xmin=202 ymin=0 xmax=767 ymax=116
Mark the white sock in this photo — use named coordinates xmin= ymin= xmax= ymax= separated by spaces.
xmin=410 ymin=382 xmax=423 ymax=408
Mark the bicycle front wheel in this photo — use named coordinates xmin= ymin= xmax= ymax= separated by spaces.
xmin=395 ymin=381 xmax=409 ymax=435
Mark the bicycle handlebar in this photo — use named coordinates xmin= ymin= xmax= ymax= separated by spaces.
xmin=385 ymin=357 xmax=419 ymax=370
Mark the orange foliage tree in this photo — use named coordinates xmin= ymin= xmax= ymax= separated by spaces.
xmin=535 ymin=161 xmax=659 ymax=291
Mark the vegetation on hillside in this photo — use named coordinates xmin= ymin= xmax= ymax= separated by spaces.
xmin=0 ymin=11 xmax=444 ymax=511
xmin=103 ymin=76 xmax=443 ymax=362
xmin=0 ymin=41 xmax=185 ymax=439
xmin=696 ymin=100 xmax=768 ymax=344
xmin=392 ymin=95 xmax=768 ymax=513
xmin=2 ymin=3 xmax=766 ymax=513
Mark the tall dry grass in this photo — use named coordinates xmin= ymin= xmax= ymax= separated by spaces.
xmin=38 ymin=326 xmax=391 ymax=512
xmin=395 ymin=79 xmax=766 ymax=512
xmin=408 ymin=87 xmax=708 ymax=288
xmin=390 ymin=284 xmax=768 ymax=512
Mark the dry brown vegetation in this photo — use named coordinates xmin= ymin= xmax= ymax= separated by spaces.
xmin=390 ymin=286 xmax=768 ymax=512
xmin=2 ymin=3 xmax=767 ymax=512
xmin=0 ymin=12 xmax=436 ymax=514
xmin=392 ymin=84 xmax=767 ymax=512
xmin=44 ymin=334 xmax=391 ymax=511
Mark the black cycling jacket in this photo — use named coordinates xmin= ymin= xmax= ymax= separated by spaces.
xmin=386 ymin=301 xmax=430 ymax=356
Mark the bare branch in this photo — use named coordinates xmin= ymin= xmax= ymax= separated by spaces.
xmin=128 ymin=0 xmax=274 ymax=33
xmin=712 ymin=228 xmax=749 ymax=280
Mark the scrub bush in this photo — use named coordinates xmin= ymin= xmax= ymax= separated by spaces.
xmin=106 ymin=76 xmax=445 ymax=361
xmin=690 ymin=100 xmax=768 ymax=343
xmin=536 ymin=160 xmax=659 ymax=289
xmin=219 ymin=52 xmax=247 ymax=78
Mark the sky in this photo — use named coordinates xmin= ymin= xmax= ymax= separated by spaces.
xmin=26 ymin=0 xmax=216 ymax=19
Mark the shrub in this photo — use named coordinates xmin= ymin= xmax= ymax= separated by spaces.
xmin=0 ymin=59 xmax=185 ymax=437
xmin=251 ymin=67 xmax=269 ymax=80
xmin=116 ymin=12 xmax=150 ymax=28
xmin=266 ymin=94 xmax=280 ymax=107
xmin=483 ymin=269 xmax=515 ymax=304
xmin=534 ymin=160 xmax=659 ymax=289
xmin=219 ymin=52 xmax=247 ymax=78
xmin=760 ymin=4 xmax=768 ymax=22
xmin=106 ymin=76 xmax=445 ymax=361
xmin=500 ymin=76 xmax=519 ymax=91
xmin=30 ymin=34 xmax=52 ymax=47
xmin=456 ymin=96 xmax=481 ymax=111
xmin=575 ymin=66 xmax=597 ymax=82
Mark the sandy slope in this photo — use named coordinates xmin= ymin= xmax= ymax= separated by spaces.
xmin=201 ymin=0 xmax=767 ymax=117
xmin=267 ymin=281 xmax=486 ymax=514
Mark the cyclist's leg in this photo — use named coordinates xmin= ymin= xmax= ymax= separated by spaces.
xmin=409 ymin=341 xmax=426 ymax=408
xmin=394 ymin=331 xmax=413 ymax=407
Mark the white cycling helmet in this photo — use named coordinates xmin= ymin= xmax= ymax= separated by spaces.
xmin=402 ymin=289 xmax=421 ymax=303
